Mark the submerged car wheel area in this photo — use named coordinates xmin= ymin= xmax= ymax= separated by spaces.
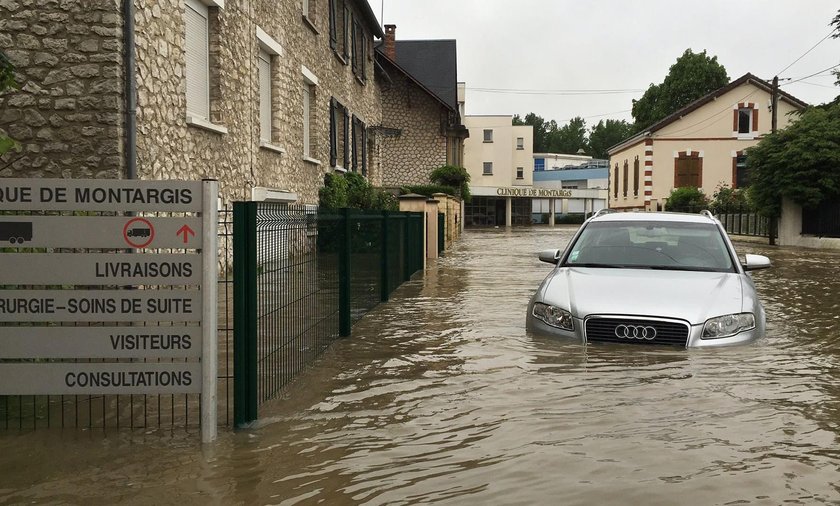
xmin=527 ymin=210 xmax=771 ymax=348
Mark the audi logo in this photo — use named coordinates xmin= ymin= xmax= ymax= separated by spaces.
xmin=614 ymin=324 xmax=657 ymax=340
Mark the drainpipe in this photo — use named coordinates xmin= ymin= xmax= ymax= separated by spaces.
xmin=123 ymin=0 xmax=137 ymax=179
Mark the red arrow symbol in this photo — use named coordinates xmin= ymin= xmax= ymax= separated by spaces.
xmin=177 ymin=224 xmax=195 ymax=244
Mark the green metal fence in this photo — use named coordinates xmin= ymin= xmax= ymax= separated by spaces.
xmin=233 ymin=204 xmax=424 ymax=426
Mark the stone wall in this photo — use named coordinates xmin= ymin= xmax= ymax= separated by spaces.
xmin=379 ymin=60 xmax=448 ymax=188
xmin=1 ymin=0 xmax=383 ymax=207
xmin=0 ymin=0 xmax=124 ymax=178
xmin=134 ymin=0 xmax=383 ymax=205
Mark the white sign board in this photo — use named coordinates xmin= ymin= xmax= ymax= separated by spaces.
xmin=0 ymin=178 xmax=202 ymax=212
xmin=0 ymin=215 xmax=202 ymax=249
xmin=0 ymin=253 xmax=201 ymax=285
xmin=0 ymin=326 xmax=202 ymax=359
xmin=0 ymin=178 xmax=218 ymax=442
xmin=0 ymin=363 xmax=202 ymax=395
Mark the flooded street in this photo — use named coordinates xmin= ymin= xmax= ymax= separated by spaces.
xmin=3 ymin=227 xmax=840 ymax=505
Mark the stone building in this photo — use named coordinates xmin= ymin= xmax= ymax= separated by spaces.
xmin=375 ymin=25 xmax=468 ymax=189
xmin=0 ymin=0 xmax=386 ymax=205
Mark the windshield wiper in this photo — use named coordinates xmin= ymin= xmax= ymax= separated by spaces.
xmin=647 ymin=265 xmax=721 ymax=272
xmin=566 ymin=263 xmax=625 ymax=268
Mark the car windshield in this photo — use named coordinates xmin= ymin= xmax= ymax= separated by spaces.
xmin=562 ymin=220 xmax=735 ymax=272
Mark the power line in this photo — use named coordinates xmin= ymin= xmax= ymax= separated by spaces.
xmin=468 ymin=86 xmax=644 ymax=96
xmin=782 ymin=63 xmax=840 ymax=86
xmin=776 ymin=29 xmax=837 ymax=76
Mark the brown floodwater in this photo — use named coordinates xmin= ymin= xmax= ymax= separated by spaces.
xmin=3 ymin=227 xmax=840 ymax=505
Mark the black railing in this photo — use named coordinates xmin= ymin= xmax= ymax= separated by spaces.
xmin=802 ymin=200 xmax=840 ymax=238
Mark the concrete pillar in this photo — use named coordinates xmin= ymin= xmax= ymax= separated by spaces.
xmin=432 ymin=192 xmax=448 ymax=251
xmin=548 ymin=198 xmax=555 ymax=227
xmin=425 ymin=198 xmax=439 ymax=259
xmin=505 ymin=197 xmax=512 ymax=227
xmin=399 ymin=193 xmax=428 ymax=269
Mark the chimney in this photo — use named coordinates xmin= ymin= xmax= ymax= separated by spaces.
xmin=384 ymin=24 xmax=396 ymax=60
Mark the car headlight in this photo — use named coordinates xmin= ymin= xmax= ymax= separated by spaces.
xmin=702 ymin=313 xmax=755 ymax=339
xmin=532 ymin=302 xmax=574 ymax=331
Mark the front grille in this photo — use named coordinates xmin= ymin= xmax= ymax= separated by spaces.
xmin=585 ymin=317 xmax=689 ymax=346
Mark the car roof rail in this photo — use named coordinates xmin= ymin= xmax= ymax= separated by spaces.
xmin=699 ymin=209 xmax=714 ymax=219
xmin=593 ymin=208 xmax=616 ymax=218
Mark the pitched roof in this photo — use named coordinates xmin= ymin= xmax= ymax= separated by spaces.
xmin=375 ymin=49 xmax=456 ymax=112
xmin=353 ymin=0 xmax=384 ymax=38
xmin=388 ymin=40 xmax=458 ymax=110
xmin=608 ymin=73 xmax=809 ymax=154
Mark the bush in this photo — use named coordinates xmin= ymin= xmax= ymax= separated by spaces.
xmin=429 ymin=165 xmax=471 ymax=202
xmin=664 ymin=187 xmax=709 ymax=212
xmin=709 ymin=183 xmax=753 ymax=214
xmin=318 ymin=172 xmax=398 ymax=211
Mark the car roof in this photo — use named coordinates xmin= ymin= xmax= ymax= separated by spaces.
xmin=589 ymin=211 xmax=717 ymax=224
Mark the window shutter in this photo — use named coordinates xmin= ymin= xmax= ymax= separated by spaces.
xmin=732 ymin=110 xmax=738 ymax=131
xmin=329 ymin=99 xmax=337 ymax=167
xmin=258 ymin=50 xmax=271 ymax=142
xmin=343 ymin=107 xmax=350 ymax=168
xmin=623 ymin=161 xmax=628 ymax=197
xmin=361 ymin=121 xmax=367 ymax=177
xmin=752 ymin=108 xmax=758 ymax=132
xmin=633 ymin=158 xmax=640 ymax=196
xmin=185 ymin=1 xmax=209 ymax=119
xmin=343 ymin=5 xmax=351 ymax=60
xmin=328 ymin=0 xmax=337 ymax=49
xmin=302 ymin=84 xmax=311 ymax=156
xmin=351 ymin=116 xmax=358 ymax=172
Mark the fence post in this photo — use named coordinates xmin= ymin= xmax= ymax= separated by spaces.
xmin=438 ymin=212 xmax=445 ymax=256
xmin=233 ymin=201 xmax=258 ymax=427
xmin=381 ymin=210 xmax=390 ymax=302
xmin=339 ymin=207 xmax=352 ymax=337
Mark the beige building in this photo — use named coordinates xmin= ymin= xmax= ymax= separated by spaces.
xmin=463 ymin=115 xmax=534 ymax=226
xmin=0 ymin=0 xmax=387 ymax=205
xmin=608 ymin=73 xmax=807 ymax=211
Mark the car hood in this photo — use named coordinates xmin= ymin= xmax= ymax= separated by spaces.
xmin=538 ymin=267 xmax=744 ymax=325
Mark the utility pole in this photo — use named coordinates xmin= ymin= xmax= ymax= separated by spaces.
xmin=771 ymin=75 xmax=779 ymax=134
xmin=769 ymin=75 xmax=779 ymax=245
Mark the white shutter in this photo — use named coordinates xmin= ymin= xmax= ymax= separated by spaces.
xmin=302 ymin=84 xmax=311 ymax=156
xmin=185 ymin=0 xmax=209 ymax=119
xmin=258 ymin=50 xmax=271 ymax=142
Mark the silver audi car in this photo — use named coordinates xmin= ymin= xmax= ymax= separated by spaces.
xmin=527 ymin=210 xmax=771 ymax=347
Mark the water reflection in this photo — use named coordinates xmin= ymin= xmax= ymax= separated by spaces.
xmin=3 ymin=228 xmax=840 ymax=504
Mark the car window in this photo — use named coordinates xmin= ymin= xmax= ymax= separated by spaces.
xmin=563 ymin=220 xmax=734 ymax=272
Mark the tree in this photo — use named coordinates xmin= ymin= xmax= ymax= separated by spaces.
xmin=549 ymin=116 xmax=588 ymax=154
xmin=632 ymin=49 xmax=729 ymax=131
xmin=747 ymin=101 xmax=840 ymax=217
xmin=588 ymin=119 xmax=633 ymax=159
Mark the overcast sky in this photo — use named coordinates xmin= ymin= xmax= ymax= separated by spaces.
xmin=374 ymin=0 xmax=840 ymax=127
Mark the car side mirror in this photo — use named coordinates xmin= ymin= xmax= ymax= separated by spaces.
xmin=538 ymin=249 xmax=561 ymax=264
xmin=742 ymin=253 xmax=771 ymax=271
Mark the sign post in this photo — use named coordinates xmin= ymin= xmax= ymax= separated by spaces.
xmin=0 ymin=178 xmax=218 ymax=442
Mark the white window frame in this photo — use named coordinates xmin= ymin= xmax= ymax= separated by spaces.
xmin=483 ymin=129 xmax=493 ymax=143
xmin=256 ymin=27 xmax=284 ymax=152
xmin=483 ymin=162 xmax=493 ymax=175
xmin=516 ymin=137 xmax=524 ymax=150
xmin=185 ymin=0 xmax=226 ymax=134
xmin=302 ymin=65 xmax=320 ymax=165
xmin=516 ymin=167 xmax=524 ymax=179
